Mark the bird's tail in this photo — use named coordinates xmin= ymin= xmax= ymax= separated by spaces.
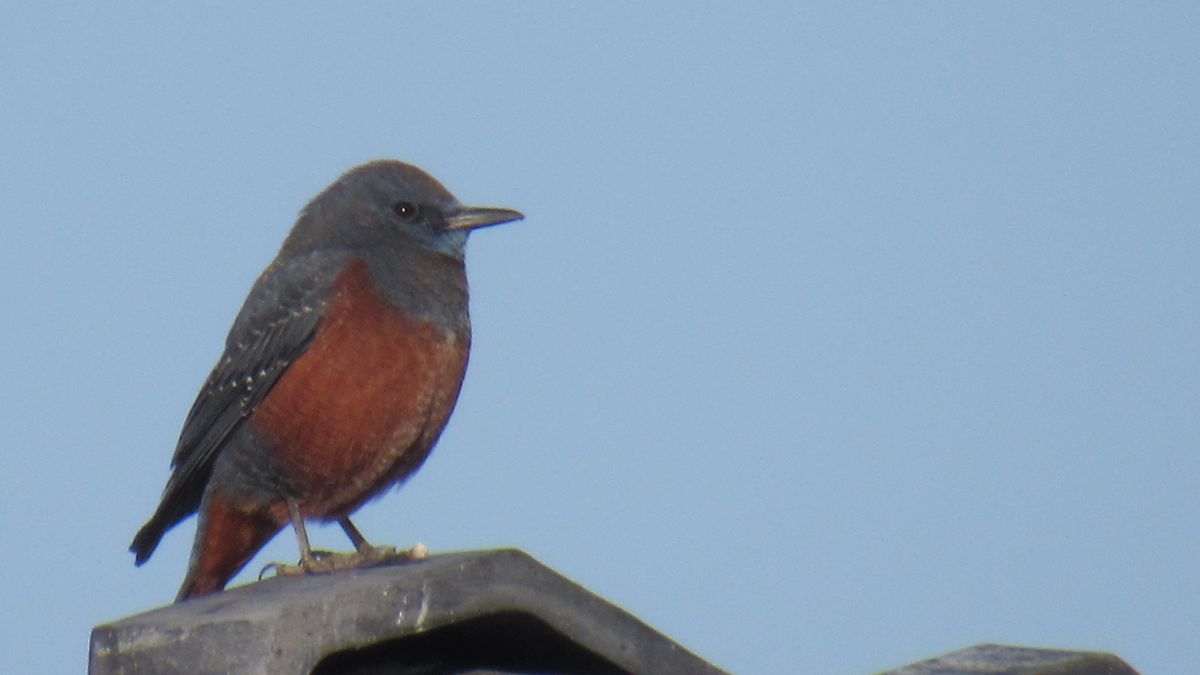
xmin=176 ymin=493 xmax=283 ymax=602
xmin=130 ymin=517 xmax=169 ymax=566
xmin=130 ymin=493 xmax=196 ymax=566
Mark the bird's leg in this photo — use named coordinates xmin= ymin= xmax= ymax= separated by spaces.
xmin=289 ymin=499 xmax=326 ymax=569
xmin=259 ymin=499 xmax=337 ymax=578
xmin=339 ymin=517 xmax=397 ymax=564
xmin=337 ymin=517 xmax=373 ymax=554
xmin=336 ymin=517 xmax=430 ymax=567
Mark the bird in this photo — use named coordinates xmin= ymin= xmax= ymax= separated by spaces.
xmin=130 ymin=160 xmax=522 ymax=601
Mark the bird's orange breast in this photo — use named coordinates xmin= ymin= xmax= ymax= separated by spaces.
xmin=251 ymin=258 xmax=469 ymax=516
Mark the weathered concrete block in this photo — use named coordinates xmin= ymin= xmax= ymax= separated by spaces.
xmin=882 ymin=642 xmax=1139 ymax=675
xmin=90 ymin=548 xmax=725 ymax=675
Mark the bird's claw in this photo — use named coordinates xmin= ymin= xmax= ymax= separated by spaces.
xmin=259 ymin=542 xmax=429 ymax=580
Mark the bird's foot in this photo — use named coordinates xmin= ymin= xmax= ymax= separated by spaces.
xmin=354 ymin=541 xmax=430 ymax=568
xmin=259 ymin=542 xmax=429 ymax=579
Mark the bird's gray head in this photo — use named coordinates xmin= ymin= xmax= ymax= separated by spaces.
xmin=281 ymin=160 xmax=522 ymax=260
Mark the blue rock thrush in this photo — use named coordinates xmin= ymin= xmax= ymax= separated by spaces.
xmin=130 ymin=161 xmax=522 ymax=600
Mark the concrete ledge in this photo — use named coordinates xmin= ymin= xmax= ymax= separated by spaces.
xmin=91 ymin=549 xmax=1138 ymax=674
xmin=90 ymin=548 xmax=725 ymax=674
xmin=882 ymin=643 xmax=1139 ymax=675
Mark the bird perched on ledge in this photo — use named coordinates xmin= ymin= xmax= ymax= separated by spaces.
xmin=130 ymin=161 xmax=522 ymax=601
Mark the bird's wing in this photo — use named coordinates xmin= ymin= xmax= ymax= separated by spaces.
xmin=157 ymin=252 xmax=349 ymax=530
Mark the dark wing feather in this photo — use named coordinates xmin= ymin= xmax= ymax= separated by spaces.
xmin=131 ymin=252 xmax=349 ymax=563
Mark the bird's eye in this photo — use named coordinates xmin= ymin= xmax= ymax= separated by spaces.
xmin=392 ymin=201 xmax=419 ymax=220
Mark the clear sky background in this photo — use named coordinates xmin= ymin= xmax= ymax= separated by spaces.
xmin=2 ymin=4 xmax=1196 ymax=674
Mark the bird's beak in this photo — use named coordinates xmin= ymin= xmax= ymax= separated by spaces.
xmin=444 ymin=206 xmax=524 ymax=231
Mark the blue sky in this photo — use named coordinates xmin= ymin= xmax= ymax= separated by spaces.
xmin=2 ymin=4 xmax=1197 ymax=673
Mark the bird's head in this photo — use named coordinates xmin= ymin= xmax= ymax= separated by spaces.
xmin=282 ymin=160 xmax=522 ymax=260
